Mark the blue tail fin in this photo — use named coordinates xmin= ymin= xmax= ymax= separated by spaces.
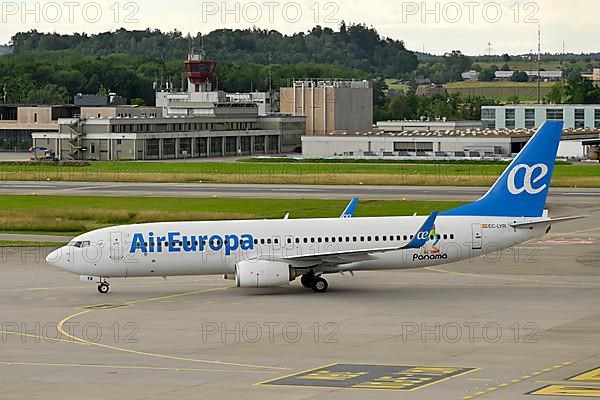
xmin=401 ymin=211 xmax=438 ymax=249
xmin=340 ymin=198 xmax=359 ymax=218
xmin=442 ymin=121 xmax=563 ymax=218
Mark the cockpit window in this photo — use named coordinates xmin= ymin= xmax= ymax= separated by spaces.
xmin=68 ymin=241 xmax=91 ymax=248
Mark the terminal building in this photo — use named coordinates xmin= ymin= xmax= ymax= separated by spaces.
xmin=31 ymin=51 xmax=305 ymax=160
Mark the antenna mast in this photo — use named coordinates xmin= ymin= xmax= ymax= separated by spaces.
xmin=537 ymin=25 xmax=541 ymax=104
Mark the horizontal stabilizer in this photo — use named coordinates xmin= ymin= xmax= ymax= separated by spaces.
xmin=510 ymin=215 xmax=588 ymax=229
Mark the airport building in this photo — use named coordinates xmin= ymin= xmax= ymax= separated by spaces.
xmin=0 ymin=105 xmax=80 ymax=151
xmin=301 ymin=128 xmax=600 ymax=160
xmin=481 ymin=104 xmax=600 ymax=129
xmin=280 ymin=79 xmax=373 ymax=136
xmin=31 ymin=52 xmax=305 ymax=160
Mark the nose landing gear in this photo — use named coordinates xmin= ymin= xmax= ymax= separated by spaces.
xmin=97 ymin=281 xmax=110 ymax=294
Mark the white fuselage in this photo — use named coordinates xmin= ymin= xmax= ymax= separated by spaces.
xmin=47 ymin=215 xmax=547 ymax=279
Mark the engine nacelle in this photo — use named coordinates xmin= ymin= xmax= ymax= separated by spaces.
xmin=235 ymin=260 xmax=294 ymax=288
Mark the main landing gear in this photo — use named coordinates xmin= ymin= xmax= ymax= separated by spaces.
xmin=300 ymin=273 xmax=329 ymax=293
xmin=97 ymin=281 xmax=110 ymax=294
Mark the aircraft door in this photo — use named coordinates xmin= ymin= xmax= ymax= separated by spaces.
xmin=471 ymin=224 xmax=483 ymax=250
xmin=110 ymin=232 xmax=124 ymax=260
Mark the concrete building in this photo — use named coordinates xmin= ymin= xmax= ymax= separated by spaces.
xmin=301 ymin=128 xmax=600 ymax=160
xmin=280 ymin=79 xmax=372 ymax=136
xmin=482 ymin=104 xmax=600 ymax=129
xmin=0 ymin=105 xmax=79 ymax=151
xmin=32 ymin=106 xmax=304 ymax=161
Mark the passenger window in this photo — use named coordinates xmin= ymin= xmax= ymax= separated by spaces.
xmin=382 ymin=236 xmax=386 ymax=241
xmin=311 ymin=238 xmax=315 ymax=243
xmin=260 ymin=239 xmax=265 ymax=244
xmin=254 ymin=239 xmax=258 ymax=245
xmin=450 ymin=234 xmax=455 ymax=239
xmin=267 ymin=238 xmax=272 ymax=244
xmin=295 ymin=238 xmax=300 ymax=244
xmin=360 ymin=236 xmax=364 ymax=241
xmin=318 ymin=238 xmax=322 ymax=243
xmin=353 ymin=237 xmax=357 ymax=242
xmin=304 ymin=238 xmax=308 ymax=243
xmin=443 ymin=234 xmax=447 ymax=240
xmin=375 ymin=236 xmax=379 ymax=241
xmin=325 ymin=237 xmax=329 ymax=243
xmin=287 ymin=238 xmax=292 ymax=244
xmin=436 ymin=235 xmax=441 ymax=240
xmin=346 ymin=237 xmax=350 ymax=242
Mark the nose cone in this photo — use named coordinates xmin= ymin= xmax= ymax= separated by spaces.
xmin=46 ymin=247 xmax=70 ymax=272
xmin=46 ymin=249 xmax=59 ymax=266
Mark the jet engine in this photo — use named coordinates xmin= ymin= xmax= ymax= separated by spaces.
xmin=235 ymin=260 xmax=295 ymax=288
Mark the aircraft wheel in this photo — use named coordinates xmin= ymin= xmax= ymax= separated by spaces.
xmin=98 ymin=282 xmax=110 ymax=294
xmin=311 ymin=277 xmax=328 ymax=293
xmin=300 ymin=274 xmax=314 ymax=288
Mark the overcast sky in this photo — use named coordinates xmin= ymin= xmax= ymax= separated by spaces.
xmin=0 ymin=0 xmax=595 ymax=55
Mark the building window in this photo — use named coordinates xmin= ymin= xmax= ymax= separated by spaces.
xmin=546 ymin=109 xmax=563 ymax=120
xmin=393 ymin=142 xmax=433 ymax=154
xmin=575 ymin=109 xmax=585 ymax=129
xmin=505 ymin=109 xmax=515 ymax=129
xmin=34 ymin=113 xmax=38 ymax=123
xmin=91 ymin=143 xmax=95 ymax=154
xmin=481 ymin=108 xmax=496 ymax=128
xmin=595 ymin=109 xmax=600 ymax=128
xmin=525 ymin=109 xmax=536 ymax=129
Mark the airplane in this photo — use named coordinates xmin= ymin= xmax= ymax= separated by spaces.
xmin=46 ymin=121 xmax=585 ymax=294
xmin=284 ymin=197 xmax=358 ymax=220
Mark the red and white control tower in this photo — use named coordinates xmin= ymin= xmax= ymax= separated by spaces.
xmin=184 ymin=50 xmax=216 ymax=93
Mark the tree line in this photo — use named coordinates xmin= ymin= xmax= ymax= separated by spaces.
xmin=10 ymin=24 xmax=418 ymax=77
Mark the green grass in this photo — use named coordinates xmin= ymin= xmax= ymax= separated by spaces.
xmin=0 ymin=160 xmax=597 ymax=187
xmin=444 ymin=81 xmax=555 ymax=103
xmin=0 ymin=241 xmax=66 ymax=247
xmin=0 ymin=195 xmax=464 ymax=235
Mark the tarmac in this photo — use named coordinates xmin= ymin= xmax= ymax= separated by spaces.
xmin=0 ymin=194 xmax=599 ymax=399
xmin=1 ymin=181 xmax=600 ymax=201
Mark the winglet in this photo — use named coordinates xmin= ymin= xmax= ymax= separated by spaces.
xmin=401 ymin=211 xmax=439 ymax=250
xmin=340 ymin=198 xmax=359 ymax=218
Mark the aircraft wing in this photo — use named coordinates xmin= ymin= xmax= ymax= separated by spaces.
xmin=278 ymin=211 xmax=438 ymax=266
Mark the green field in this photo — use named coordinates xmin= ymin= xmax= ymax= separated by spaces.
xmin=0 ymin=195 xmax=464 ymax=235
xmin=0 ymin=161 xmax=598 ymax=187
xmin=444 ymin=81 xmax=555 ymax=103
xmin=0 ymin=241 xmax=66 ymax=247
